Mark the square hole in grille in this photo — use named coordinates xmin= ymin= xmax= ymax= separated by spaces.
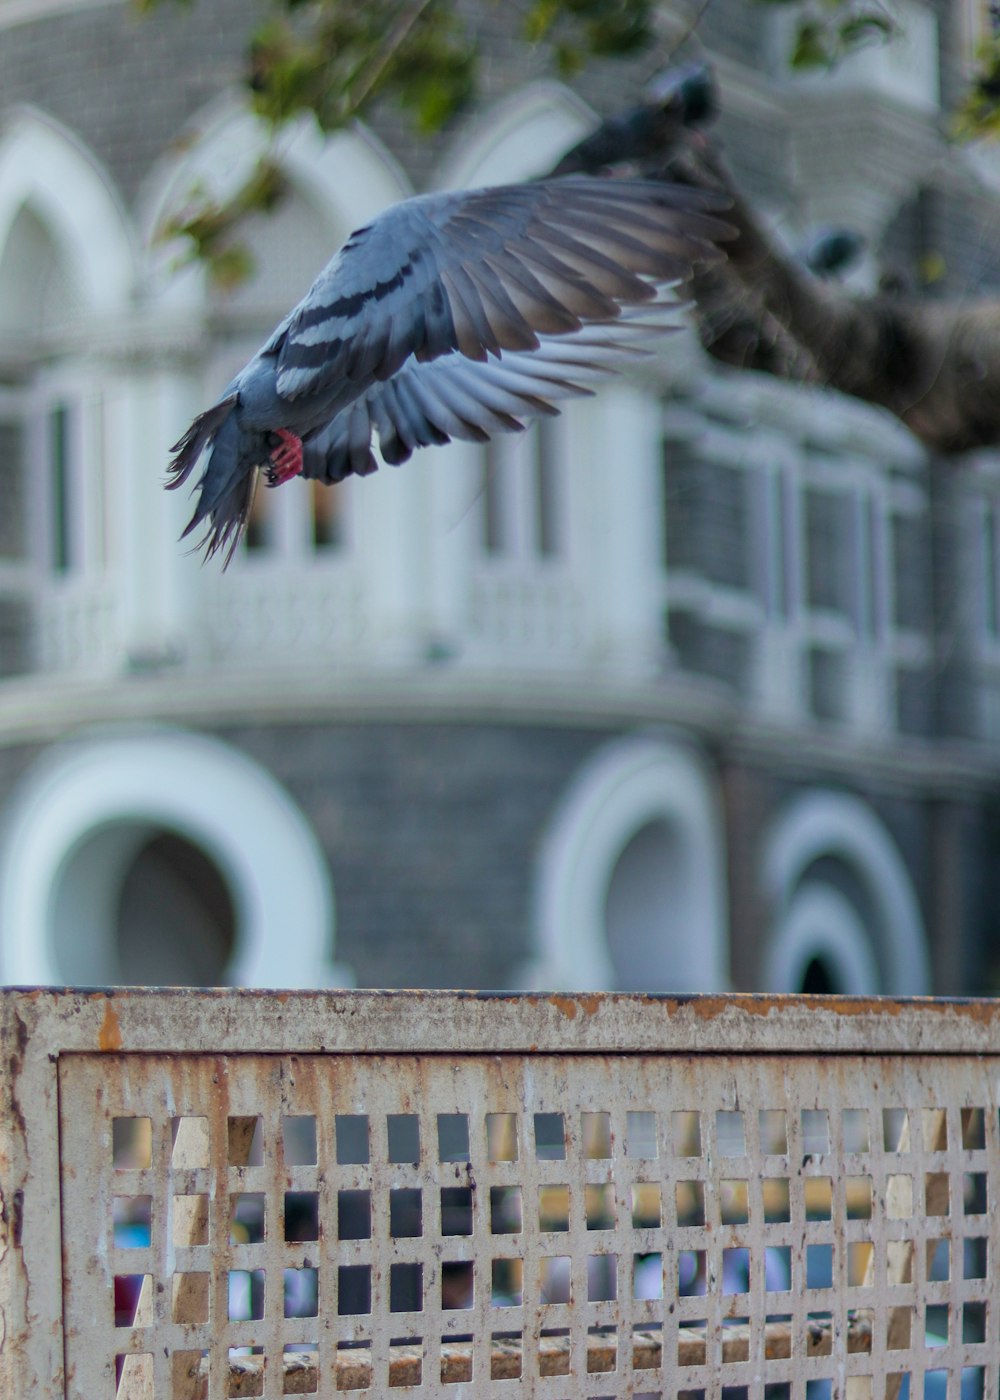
xmin=632 ymin=1182 xmax=660 ymax=1228
xmin=962 ymin=1369 xmax=986 ymax=1400
xmin=961 ymin=1107 xmax=986 ymax=1149
xmin=114 ymin=1274 xmax=149 ymax=1327
xmin=227 ymin=1116 xmax=263 ymax=1166
xmin=489 ymin=1185 xmax=521 ymax=1234
xmin=113 ymin=1117 xmax=151 ymax=1169
xmin=843 ymin=1108 xmax=870 ymax=1152
xmin=673 ymin=1111 xmax=702 ymax=1156
xmin=632 ymin=1323 xmax=662 ymax=1370
xmin=533 ymin=1113 xmax=565 ymax=1160
xmin=676 ymin=1179 xmax=705 ymax=1226
xmin=539 ymin=1327 xmax=570 ymax=1375
xmin=807 ymin=1243 xmax=833 ymax=1289
xmin=540 ymin=1255 xmax=571 ymax=1304
xmin=805 ymin=1176 xmax=832 ymax=1220
xmin=491 ymin=1258 xmax=523 ymax=1306
xmin=848 ymin=1241 xmax=873 ymax=1283
xmin=585 ymin=1182 xmax=615 ymax=1230
xmin=722 ymin=1247 xmax=750 ymax=1293
xmin=963 ymin=1301 xmax=987 ymax=1343
xmin=806 ymin=1313 xmax=832 ymax=1356
xmin=923 ymin=1108 xmax=948 ymax=1150
xmin=338 ymin=1264 xmax=371 ymax=1314
xmin=883 ymin=1109 xmax=908 ymax=1153
xmin=443 ymin=1339 xmax=472 ymax=1389
xmin=626 ymin=1111 xmax=657 ymax=1158
xmin=336 ymin=1114 xmax=369 ymax=1165
xmin=284 ymin=1266 xmax=318 ymax=1317
xmin=283 ymin=1343 xmax=317 ymax=1395
xmin=443 ymin=1260 xmax=474 ymax=1309
xmin=490 ymin=1331 xmax=522 ymax=1379
xmin=720 ymin=1179 xmax=748 ymax=1224
xmin=389 ymin=1337 xmax=422 ymax=1387
xmin=716 ymin=1111 xmax=745 ymax=1155
xmin=438 ymin=1113 xmax=470 ymax=1162
xmin=540 ymin=1184 xmax=569 ymax=1231
xmin=285 ymin=1190 xmax=319 ymax=1241
xmin=964 ymin=1172 xmax=988 ymax=1214
xmin=228 ymin=1268 xmax=265 ymax=1322
xmin=172 ymin=1349 xmax=208 ymax=1400
xmin=679 ymin=1249 xmax=706 ymax=1295
xmin=766 ymin=1244 xmax=792 ymax=1290
xmin=678 ymin=1322 xmax=706 ymax=1365
xmin=847 ymin=1174 xmax=872 ymax=1219
xmin=338 ymin=1188 xmax=371 ymax=1240
xmin=582 ymin=1111 xmax=612 ymax=1158
xmin=587 ymin=1323 xmax=617 ymax=1372
xmin=486 ymin=1112 xmax=517 ymax=1162
xmin=337 ymin=1340 xmax=372 ymax=1390
xmin=230 ymin=1192 xmax=265 ymax=1244
xmin=283 ymin=1114 xmax=317 ymax=1165
xmin=763 ymin=1177 xmax=790 ymax=1223
xmin=926 ymin=1237 xmax=949 ymax=1281
xmin=391 ymin=1186 xmax=422 ymax=1237
xmin=113 ymin=1195 xmax=151 ymax=1249
xmin=633 ymin=1252 xmax=662 ymax=1299
xmin=964 ymin=1237 xmax=988 ymax=1279
xmin=802 ymin=1110 xmax=830 ymax=1154
xmin=759 ymin=1110 xmax=788 ymax=1154
xmin=387 ymin=1112 xmax=420 ymax=1164
xmin=587 ymin=1254 xmax=617 ymax=1302
xmin=390 ymin=1262 xmax=423 ymax=1312
xmin=441 ymin=1186 xmax=473 ymax=1235
xmin=925 ymin=1173 xmax=949 ymax=1216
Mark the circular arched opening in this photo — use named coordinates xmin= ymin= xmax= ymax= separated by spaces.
xmin=604 ymin=819 xmax=693 ymax=992
xmin=50 ymin=821 xmax=238 ymax=986
xmin=800 ymin=955 xmax=838 ymax=995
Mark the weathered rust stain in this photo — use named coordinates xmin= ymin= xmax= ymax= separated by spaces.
xmin=544 ymin=994 xmax=602 ymax=1020
xmin=97 ymin=998 xmax=122 ymax=1052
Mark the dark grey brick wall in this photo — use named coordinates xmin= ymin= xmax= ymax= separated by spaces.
xmin=214 ymin=720 xmax=606 ymax=988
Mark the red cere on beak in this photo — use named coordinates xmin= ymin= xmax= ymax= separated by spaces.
xmin=266 ymin=429 xmax=304 ymax=486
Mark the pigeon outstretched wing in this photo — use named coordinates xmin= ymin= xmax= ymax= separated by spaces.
xmin=169 ymin=174 xmax=731 ymax=563
xmin=271 ymin=177 xmax=728 ymax=403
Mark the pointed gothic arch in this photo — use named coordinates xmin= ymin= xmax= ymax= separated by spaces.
xmin=0 ymin=106 xmax=135 ymax=322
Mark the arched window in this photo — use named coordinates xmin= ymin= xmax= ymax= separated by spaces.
xmin=525 ymin=736 xmax=729 ymax=991
xmin=0 ymin=110 xmax=136 ymax=674
xmin=760 ymin=789 xmax=929 ymax=994
xmin=0 ymin=730 xmax=348 ymax=988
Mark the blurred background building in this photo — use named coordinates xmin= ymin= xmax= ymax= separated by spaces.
xmin=0 ymin=0 xmax=996 ymax=995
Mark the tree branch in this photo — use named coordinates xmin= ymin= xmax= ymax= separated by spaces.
xmin=556 ymin=69 xmax=1000 ymax=457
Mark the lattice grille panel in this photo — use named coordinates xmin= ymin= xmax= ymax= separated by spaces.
xmin=58 ymin=1053 xmax=1000 ymax=1400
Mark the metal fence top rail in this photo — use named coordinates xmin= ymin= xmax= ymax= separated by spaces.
xmin=3 ymin=987 xmax=1000 ymax=1056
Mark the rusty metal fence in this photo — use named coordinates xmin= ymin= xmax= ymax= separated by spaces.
xmin=2 ymin=989 xmax=999 ymax=1400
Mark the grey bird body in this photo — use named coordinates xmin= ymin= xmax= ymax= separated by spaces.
xmin=169 ymin=175 xmax=730 ymax=563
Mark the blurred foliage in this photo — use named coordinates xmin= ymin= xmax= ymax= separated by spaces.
xmin=136 ymin=0 xmax=1000 ymax=285
xmin=954 ymin=35 xmax=1000 ymax=141
xmin=754 ymin=0 xmax=896 ymax=72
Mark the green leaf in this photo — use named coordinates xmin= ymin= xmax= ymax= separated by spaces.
xmin=790 ymin=19 xmax=834 ymax=69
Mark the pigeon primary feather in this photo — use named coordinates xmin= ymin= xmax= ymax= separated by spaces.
xmin=168 ymin=175 xmax=731 ymax=565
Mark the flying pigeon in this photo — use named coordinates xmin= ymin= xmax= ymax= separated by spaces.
xmin=168 ymin=175 xmax=730 ymax=564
